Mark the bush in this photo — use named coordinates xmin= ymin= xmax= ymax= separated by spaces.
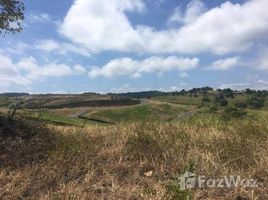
xmin=222 ymin=107 xmax=247 ymax=119
xmin=247 ymin=97 xmax=264 ymax=108
xmin=201 ymin=96 xmax=210 ymax=103
xmin=234 ymin=101 xmax=247 ymax=108
xmin=219 ymin=98 xmax=228 ymax=106
xmin=214 ymin=94 xmax=228 ymax=106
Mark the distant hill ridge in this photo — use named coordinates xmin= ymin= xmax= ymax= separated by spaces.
xmin=0 ymin=93 xmax=30 ymax=97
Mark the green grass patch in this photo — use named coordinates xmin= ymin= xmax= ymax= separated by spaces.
xmin=47 ymin=108 xmax=84 ymax=116
xmin=0 ymin=97 xmax=12 ymax=107
xmin=84 ymin=103 xmax=189 ymax=123
xmin=152 ymin=95 xmax=204 ymax=106
xmin=21 ymin=110 xmax=90 ymax=126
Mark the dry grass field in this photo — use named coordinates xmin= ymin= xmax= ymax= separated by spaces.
xmin=1 ymin=111 xmax=268 ymax=200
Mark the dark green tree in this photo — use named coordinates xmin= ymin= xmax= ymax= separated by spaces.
xmin=0 ymin=0 xmax=24 ymax=34
xmin=222 ymin=88 xmax=234 ymax=98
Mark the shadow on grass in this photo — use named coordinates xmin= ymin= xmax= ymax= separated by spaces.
xmin=0 ymin=116 xmax=57 ymax=169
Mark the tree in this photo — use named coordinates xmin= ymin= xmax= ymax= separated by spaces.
xmin=0 ymin=0 xmax=24 ymax=34
xmin=222 ymin=88 xmax=234 ymax=98
xmin=222 ymin=107 xmax=247 ymax=119
xmin=214 ymin=93 xmax=228 ymax=106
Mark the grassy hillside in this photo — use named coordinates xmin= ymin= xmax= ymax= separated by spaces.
xmin=84 ymin=103 xmax=190 ymax=123
xmin=1 ymin=90 xmax=268 ymax=199
xmin=0 ymin=97 xmax=12 ymax=107
xmin=33 ymin=112 xmax=86 ymax=126
xmin=0 ymin=109 xmax=99 ymax=126
xmin=154 ymin=94 xmax=268 ymax=111
xmin=21 ymin=96 xmax=140 ymax=109
xmin=152 ymin=95 xmax=204 ymax=105
xmin=0 ymin=112 xmax=267 ymax=199
xmin=46 ymin=108 xmax=85 ymax=116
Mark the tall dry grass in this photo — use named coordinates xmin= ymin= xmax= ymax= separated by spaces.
xmin=0 ymin=114 xmax=268 ymax=199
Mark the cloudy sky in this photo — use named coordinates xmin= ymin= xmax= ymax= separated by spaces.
xmin=0 ymin=0 xmax=268 ymax=93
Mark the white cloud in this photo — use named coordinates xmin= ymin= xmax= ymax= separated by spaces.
xmin=169 ymin=86 xmax=181 ymax=91
xmin=131 ymin=72 xmax=142 ymax=79
xmin=209 ymin=57 xmax=240 ymax=70
xmin=88 ymin=56 xmax=199 ymax=78
xmin=0 ymin=54 xmax=18 ymax=76
xmin=51 ymin=90 xmax=67 ymax=94
xmin=106 ymin=84 xmax=155 ymax=93
xmin=15 ymin=56 xmax=73 ymax=82
xmin=27 ymin=13 xmax=53 ymax=24
xmin=258 ymin=80 xmax=268 ymax=85
xmin=60 ymin=0 xmax=268 ymax=55
xmin=60 ymin=0 xmax=145 ymax=53
xmin=74 ymin=65 xmax=87 ymax=74
xmin=179 ymin=72 xmax=189 ymax=78
xmin=0 ymin=54 xmax=31 ymax=86
xmin=153 ymin=0 xmax=166 ymax=8
xmin=35 ymin=39 xmax=60 ymax=52
xmin=168 ymin=84 xmax=186 ymax=92
xmin=35 ymin=39 xmax=91 ymax=57
xmin=0 ymin=53 xmax=83 ymax=89
xmin=6 ymin=42 xmax=29 ymax=55
xmin=169 ymin=0 xmax=207 ymax=24
xmin=219 ymin=83 xmax=251 ymax=89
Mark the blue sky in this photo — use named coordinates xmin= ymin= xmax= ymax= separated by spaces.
xmin=0 ymin=0 xmax=268 ymax=94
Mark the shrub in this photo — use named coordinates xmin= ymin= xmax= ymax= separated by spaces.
xmin=201 ymin=95 xmax=210 ymax=103
xmin=247 ymin=97 xmax=264 ymax=108
xmin=234 ymin=101 xmax=247 ymax=108
xmin=214 ymin=94 xmax=228 ymax=106
xmin=222 ymin=107 xmax=247 ymax=119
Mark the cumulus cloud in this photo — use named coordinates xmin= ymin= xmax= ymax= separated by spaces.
xmin=15 ymin=56 xmax=73 ymax=80
xmin=0 ymin=53 xmax=83 ymax=88
xmin=60 ymin=0 xmax=268 ymax=55
xmin=169 ymin=0 xmax=207 ymax=24
xmin=208 ymin=57 xmax=240 ymax=70
xmin=88 ymin=56 xmax=199 ymax=78
xmin=0 ymin=54 xmax=31 ymax=86
xmin=35 ymin=39 xmax=91 ymax=57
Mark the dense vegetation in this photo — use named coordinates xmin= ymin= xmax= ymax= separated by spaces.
xmin=0 ymin=92 xmax=29 ymax=97
xmin=84 ymin=103 xmax=190 ymax=123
